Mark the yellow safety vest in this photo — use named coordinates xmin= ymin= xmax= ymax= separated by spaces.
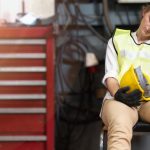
xmin=113 ymin=28 xmax=150 ymax=82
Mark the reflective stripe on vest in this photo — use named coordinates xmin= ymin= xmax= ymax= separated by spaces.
xmin=113 ymin=28 xmax=150 ymax=82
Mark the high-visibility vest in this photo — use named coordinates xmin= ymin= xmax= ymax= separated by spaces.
xmin=113 ymin=28 xmax=150 ymax=82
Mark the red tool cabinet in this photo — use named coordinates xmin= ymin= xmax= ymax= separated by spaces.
xmin=0 ymin=26 xmax=55 ymax=150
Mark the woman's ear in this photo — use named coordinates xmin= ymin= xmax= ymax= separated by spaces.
xmin=139 ymin=6 xmax=145 ymax=19
xmin=142 ymin=6 xmax=146 ymax=18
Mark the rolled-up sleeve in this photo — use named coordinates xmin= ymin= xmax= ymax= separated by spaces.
xmin=102 ymin=38 xmax=119 ymax=86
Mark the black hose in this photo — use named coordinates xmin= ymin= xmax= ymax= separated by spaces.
xmin=102 ymin=0 xmax=113 ymax=34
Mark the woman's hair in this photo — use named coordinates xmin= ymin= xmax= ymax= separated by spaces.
xmin=142 ymin=4 xmax=150 ymax=14
xmin=139 ymin=4 xmax=150 ymax=19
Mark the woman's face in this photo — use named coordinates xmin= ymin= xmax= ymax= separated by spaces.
xmin=138 ymin=11 xmax=150 ymax=39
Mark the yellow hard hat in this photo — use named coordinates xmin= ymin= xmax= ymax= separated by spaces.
xmin=120 ymin=65 xmax=150 ymax=101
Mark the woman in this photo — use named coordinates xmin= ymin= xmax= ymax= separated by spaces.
xmin=101 ymin=4 xmax=150 ymax=150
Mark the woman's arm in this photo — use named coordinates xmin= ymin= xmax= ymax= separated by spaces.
xmin=102 ymin=38 xmax=120 ymax=97
xmin=105 ymin=77 xmax=120 ymax=97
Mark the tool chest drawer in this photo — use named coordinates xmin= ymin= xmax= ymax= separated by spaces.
xmin=0 ymin=26 xmax=55 ymax=150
